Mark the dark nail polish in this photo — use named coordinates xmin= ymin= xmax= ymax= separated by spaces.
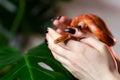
xmin=78 ymin=25 xmax=82 ymax=31
xmin=45 ymin=39 xmax=48 ymax=46
xmin=64 ymin=28 xmax=75 ymax=34
xmin=44 ymin=27 xmax=48 ymax=35
xmin=51 ymin=16 xmax=61 ymax=21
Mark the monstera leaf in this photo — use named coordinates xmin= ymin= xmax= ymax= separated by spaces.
xmin=0 ymin=43 xmax=77 ymax=80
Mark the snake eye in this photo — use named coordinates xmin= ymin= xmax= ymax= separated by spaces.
xmin=78 ymin=25 xmax=82 ymax=31
xmin=77 ymin=22 xmax=84 ymax=31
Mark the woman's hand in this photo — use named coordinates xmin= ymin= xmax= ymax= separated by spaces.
xmin=45 ymin=16 xmax=120 ymax=80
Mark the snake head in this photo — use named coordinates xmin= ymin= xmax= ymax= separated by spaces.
xmin=70 ymin=14 xmax=116 ymax=46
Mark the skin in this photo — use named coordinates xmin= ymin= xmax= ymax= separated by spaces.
xmin=54 ymin=14 xmax=116 ymax=46
xmin=46 ymin=16 xmax=120 ymax=80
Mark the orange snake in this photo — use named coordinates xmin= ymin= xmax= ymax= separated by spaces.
xmin=54 ymin=14 xmax=116 ymax=46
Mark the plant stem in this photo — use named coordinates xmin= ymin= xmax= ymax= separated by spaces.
xmin=11 ymin=0 xmax=25 ymax=35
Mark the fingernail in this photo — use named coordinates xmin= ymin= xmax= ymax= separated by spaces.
xmin=78 ymin=25 xmax=82 ymax=31
xmin=45 ymin=39 xmax=48 ymax=46
xmin=51 ymin=16 xmax=61 ymax=21
xmin=64 ymin=28 xmax=75 ymax=34
xmin=44 ymin=27 xmax=48 ymax=35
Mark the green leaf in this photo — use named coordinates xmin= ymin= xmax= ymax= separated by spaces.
xmin=0 ymin=46 xmax=21 ymax=77
xmin=28 ymin=43 xmax=52 ymax=57
xmin=0 ymin=46 xmax=21 ymax=66
xmin=0 ymin=33 xmax=9 ymax=46
xmin=1 ymin=55 xmax=68 ymax=80
xmin=0 ymin=44 xmax=77 ymax=80
xmin=28 ymin=43 xmax=77 ymax=79
xmin=11 ymin=0 xmax=26 ymax=34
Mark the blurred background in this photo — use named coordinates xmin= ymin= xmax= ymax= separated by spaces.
xmin=0 ymin=0 xmax=70 ymax=52
xmin=0 ymin=0 xmax=120 ymax=55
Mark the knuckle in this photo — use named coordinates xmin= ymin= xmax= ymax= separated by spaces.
xmin=99 ymin=43 xmax=109 ymax=53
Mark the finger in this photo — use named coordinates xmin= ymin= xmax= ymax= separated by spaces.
xmin=65 ymin=28 xmax=84 ymax=38
xmin=51 ymin=51 xmax=70 ymax=66
xmin=53 ymin=20 xmax=67 ymax=29
xmin=46 ymin=28 xmax=70 ymax=57
xmin=66 ymin=28 xmax=108 ymax=52
xmin=80 ymin=36 xmax=108 ymax=52
xmin=51 ymin=50 xmax=78 ymax=77
xmin=47 ymin=27 xmax=62 ymax=41
xmin=64 ymin=28 xmax=91 ymax=49
xmin=56 ymin=28 xmax=63 ymax=34
xmin=66 ymin=39 xmax=88 ymax=52
xmin=53 ymin=16 xmax=71 ymax=31
xmin=59 ymin=16 xmax=72 ymax=25
xmin=80 ymin=36 xmax=118 ymax=69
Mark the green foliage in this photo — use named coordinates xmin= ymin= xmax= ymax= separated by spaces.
xmin=0 ymin=0 xmax=72 ymax=46
xmin=0 ymin=43 xmax=77 ymax=80
xmin=0 ymin=33 xmax=8 ymax=46
xmin=0 ymin=0 xmax=72 ymax=35
xmin=0 ymin=0 xmax=77 ymax=80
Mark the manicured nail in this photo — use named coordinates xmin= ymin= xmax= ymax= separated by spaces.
xmin=51 ymin=16 xmax=61 ymax=21
xmin=64 ymin=28 xmax=75 ymax=34
xmin=78 ymin=25 xmax=82 ymax=31
xmin=45 ymin=39 xmax=48 ymax=46
xmin=44 ymin=27 xmax=48 ymax=35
